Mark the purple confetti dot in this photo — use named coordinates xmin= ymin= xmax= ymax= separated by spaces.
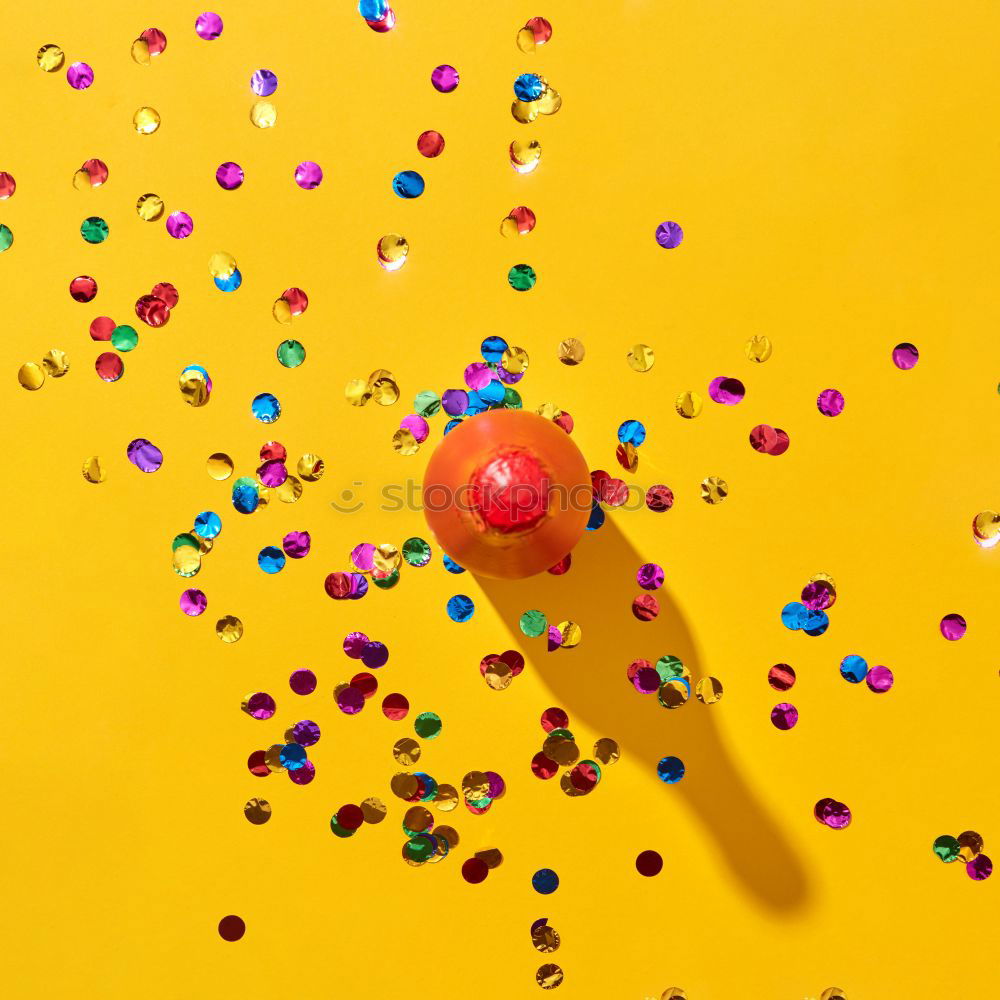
xmin=866 ymin=664 xmax=894 ymax=693
xmin=770 ymin=702 xmax=799 ymax=730
xmin=126 ymin=438 xmax=163 ymax=473
xmin=343 ymin=631 xmax=370 ymax=659
xmin=817 ymin=388 xmax=845 ymax=417
xmin=361 ymin=640 xmax=389 ymax=668
xmin=892 ymin=342 xmax=919 ymax=370
xmin=216 ymin=161 xmax=244 ymax=190
xmin=967 ymin=854 xmax=993 ymax=880
xmin=256 ymin=460 xmax=287 ymax=488
xmin=708 ymin=376 xmax=745 ymax=405
xmin=441 ymin=388 xmax=469 ymax=416
xmin=195 ymin=12 xmax=224 ymax=40
xmin=294 ymin=161 xmax=323 ymax=190
xmin=251 ymin=69 xmax=277 ymax=97
xmin=351 ymin=543 xmax=376 ymax=572
xmin=431 ymin=64 xmax=460 ymax=93
xmin=166 ymin=211 xmax=194 ymax=239
xmin=289 ymin=759 xmax=315 ymax=784
xmin=655 ymin=221 xmax=683 ymax=249
xmin=282 ymin=531 xmax=311 ymax=558
xmin=636 ymin=563 xmax=664 ymax=590
xmin=243 ymin=692 xmax=275 ymax=720
xmin=289 ymin=669 xmax=317 ymax=695
xmin=546 ymin=626 xmax=563 ymax=652
xmin=179 ymin=589 xmax=207 ymax=616
xmin=940 ymin=613 xmax=966 ymax=640
xmin=336 ymin=685 xmax=365 ymax=714
xmin=67 ymin=62 xmax=94 ymax=90
xmin=290 ymin=719 xmax=321 ymax=747
xmin=400 ymin=414 xmax=429 ymax=443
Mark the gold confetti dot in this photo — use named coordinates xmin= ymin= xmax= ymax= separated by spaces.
xmin=345 ymin=378 xmax=371 ymax=406
xmin=82 ymin=456 xmax=105 ymax=484
xmin=297 ymin=454 xmax=325 ymax=481
xmin=276 ymin=475 xmax=303 ymax=503
xmin=511 ymin=99 xmax=539 ymax=124
xmin=701 ymin=476 xmax=728 ymax=503
xmin=243 ymin=797 xmax=271 ymax=825
xmin=250 ymin=100 xmax=277 ymax=128
xmin=557 ymin=620 xmax=582 ymax=647
xmin=216 ymin=615 xmax=244 ymax=643
xmin=392 ymin=738 xmax=421 ymax=766
xmin=536 ymin=964 xmax=564 ymax=990
xmin=37 ymin=43 xmax=65 ymax=72
xmin=133 ymin=106 xmax=161 ymax=134
xmin=627 ymin=343 xmax=655 ymax=372
xmin=531 ymin=923 xmax=560 ymax=953
xmin=593 ymin=738 xmax=620 ymax=765
xmin=17 ymin=362 xmax=45 ymax=390
xmin=696 ymin=676 xmax=724 ymax=704
xmin=41 ymin=348 xmax=70 ymax=377
xmin=501 ymin=345 xmax=530 ymax=375
xmin=361 ymin=797 xmax=387 ymax=824
xmin=136 ymin=192 xmax=164 ymax=221
xmin=206 ymin=453 xmax=234 ymax=481
xmin=130 ymin=38 xmax=151 ymax=65
xmin=433 ymin=784 xmax=459 ymax=811
xmin=390 ymin=772 xmax=418 ymax=801
xmin=557 ymin=338 xmax=585 ymax=366
xmin=820 ymin=990 xmax=847 ymax=1000
xmin=208 ymin=251 xmax=237 ymax=279
xmin=392 ymin=428 xmax=419 ymax=455
xmin=745 ymin=334 xmax=773 ymax=363
xmin=403 ymin=806 xmax=433 ymax=833
xmin=675 ymin=390 xmax=703 ymax=418
xmin=973 ymin=510 xmax=1000 ymax=548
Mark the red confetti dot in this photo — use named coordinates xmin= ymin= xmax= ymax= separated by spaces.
xmin=247 ymin=750 xmax=270 ymax=777
xmin=350 ymin=672 xmax=378 ymax=699
xmin=381 ymin=692 xmax=409 ymax=720
xmin=540 ymin=707 xmax=569 ymax=732
xmin=336 ymin=804 xmax=364 ymax=831
xmin=218 ymin=915 xmax=245 ymax=941
xmin=635 ymin=850 xmax=663 ymax=877
xmin=645 ymin=484 xmax=674 ymax=512
xmin=417 ymin=130 xmax=445 ymax=157
xmin=152 ymin=281 xmax=179 ymax=308
xmin=89 ymin=316 xmax=115 ymax=341
xmin=70 ymin=275 xmax=98 ymax=302
xmin=462 ymin=857 xmax=489 ymax=883
xmin=632 ymin=594 xmax=659 ymax=621
xmin=531 ymin=751 xmax=559 ymax=779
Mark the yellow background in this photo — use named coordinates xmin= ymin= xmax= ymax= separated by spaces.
xmin=4 ymin=2 xmax=1000 ymax=996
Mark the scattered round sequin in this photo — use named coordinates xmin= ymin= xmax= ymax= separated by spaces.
xmin=892 ymin=343 xmax=919 ymax=370
xmin=250 ymin=101 xmax=277 ymax=128
xmin=536 ymin=964 xmax=563 ymax=990
xmin=136 ymin=193 xmax=164 ymax=221
xmin=656 ymin=756 xmax=685 ymax=784
xmin=196 ymin=12 xmax=224 ymax=39
xmin=81 ymin=456 xmax=105 ymax=484
xmin=17 ymin=363 xmax=44 ymax=390
xmin=41 ymin=349 xmax=70 ymax=377
xmin=745 ymin=334 xmax=772 ymax=363
xmin=0 ymin=224 xmax=12 ymax=253
xmin=251 ymin=69 xmax=277 ymax=96
xmin=967 ymin=854 xmax=993 ymax=880
xmin=111 ymin=325 xmax=138 ymax=352
xmin=377 ymin=233 xmax=408 ymax=271
xmin=166 ymin=211 xmax=193 ymax=238
xmin=258 ymin=546 xmax=286 ymax=574
xmin=695 ymin=677 xmax=724 ymax=704
xmin=508 ymin=264 xmax=536 ymax=291
xmin=127 ymin=438 xmax=163 ymax=473
xmin=216 ymin=161 xmax=244 ymax=190
xmin=940 ymin=613 xmax=966 ymax=640
xmin=276 ymin=340 xmax=306 ymax=368
xmin=814 ymin=798 xmax=852 ymax=829
xmin=295 ymin=161 xmax=323 ymax=190
xmin=382 ymin=693 xmax=409 ymax=721
xmin=67 ymin=62 xmax=94 ymax=90
xmin=94 ymin=352 xmax=123 ymax=382
xmin=289 ymin=669 xmax=317 ymax=695
xmin=866 ymin=664 xmax=894 ymax=693
xmin=447 ymin=595 xmax=475 ymax=622
xmin=241 ymin=692 xmax=276 ymax=721
xmin=645 ymin=485 xmax=674 ymax=512
xmin=635 ymin=850 xmax=663 ymax=877
xmin=655 ymin=221 xmax=684 ymax=249
xmin=933 ymin=834 xmax=961 ymax=862
xmin=973 ymin=510 xmax=1000 ymax=549
xmin=636 ymin=563 xmax=664 ymax=590
xmin=414 ymin=712 xmax=442 ymax=740
xmin=244 ymin=797 xmax=271 ymax=825
xmin=817 ymin=388 xmax=845 ymax=417
xmin=431 ymin=65 xmax=460 ymax=93
xmin=252 ymin=393 xmax=281 ymax=423
xmin=768 ymin=663 xmax=796 ymax=691
xmin=37 ymin=44 xmax=65 ymax=72
xmin=532 ymin=868 xmax=559 ymax=895
xmin=708 ymin=376 xmax=745 ymax=404
xmin=675 ymin=391 xmax=703 ymax=419
xmin=70 ymin=276 xmax=98 ymax=302
xmin=392 ymin=170 xmax=425 ymax=199
xmin=701 ymin=477 xmax=728 ymax=504
xmin=207 ymin=453 xmax=234 ymax=480
xmin=133 ymin=106 xmax=160 ymax=134
xmin=218 ymin=915 xmax=244 ymax=941
xmin=417 ymin=130 xmax=445 ymax=157
xmin=627 ymin=344 xmax=655 ymax=372
xmin=0 ymin=172 xmax=15 ymax=200
xmin=770 ymin=702 xmax=799 ymax=730
xmin=180 ymin=589 xmax=207 ymax=616
xmin=216 ymin=615 xmax=243 ymax=642
xmin=839 ymin=654 xmax=869 ymax=684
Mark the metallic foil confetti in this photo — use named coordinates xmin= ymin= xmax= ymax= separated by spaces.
xmin=745 ymin=334 xmax=772 ymax=362
xmin=431 ymin=65 xmax=460 ymax=93
xmin=655 ymin=221 xmax=683 ymax=248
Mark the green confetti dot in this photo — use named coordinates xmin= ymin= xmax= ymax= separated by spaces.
xmin=111 ymin=325 xmax=139 ymax=352
xmin=414 ymin=712 xmax=442 ymax=740
xmin=413 ymin=390 xmax=441 ymax=417
xmin=0 ymin=224 xmax=13 ymax=252
xmin=507 ymin=263 xmax=536 ymax=291
xmin=520 ymin=609 xmax=547 ymax=637
xmin=81 ymin=216 xmax=109 ymax=244
xmin=402 ymin=536 xmax=432 ymax=567
xmin=933 ymin=835 xmax=961 ymax=862
xmin=276 ymin=339 xmax=306 ymax=368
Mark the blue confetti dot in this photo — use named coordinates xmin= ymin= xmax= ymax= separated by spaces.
xmin=478 ymin=379 xmax=505 ymax=405
xmin=587 ymin=498 xmax=606 ymax=531
xmin=193 ymin=511 xmax=222 ymax=539
xmin=447 ymin=594 xmax=475 ymax=622
xmin=232 ymin=477 xmax=259 ymax=515
xmin=414 ymin=772 xmax=438 ymax=801
xmin=840 ymin=654 xmax=869 ymax=683
xmin=532 ymin=868 xmax=559 ymax=894
xmin=251 ymin=392 xmax=281 ymax=423
xmin=657 ymin=756 xmax=685 ymax=784
xmin=443 ymin=554 xmax=465 ymax=574
xmin=392 ymin=170 xmax=425 ymax=199
xmin=480 ymin=335 xmax=508 ymax=362
xmin=804 ymin=611 xmax=830 ymax=636
xmin=781 ymin=601 xmax=809 ymax=630
xmin=465 ymin=390 xmax=488 ymax=416
xmin=214 ymin=268 xmax=242 ymax=292
xmin=258 ymin=545 xmax=286 ymax=574
xmin=618 ymin=419 xmax=647 ymax=447
xmin=279 ymin=743 xmax=307 ymax=770
xmin=358 ymin=0 xmax=388 ymax=18
xmin=443 ymin=418 xmax=462 ymax=435
xmin=514 ymin=72 xmax=545 ymax=101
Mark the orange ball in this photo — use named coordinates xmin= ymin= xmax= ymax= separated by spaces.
xmin=423 ymin=410 xmax=591 ymax=578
